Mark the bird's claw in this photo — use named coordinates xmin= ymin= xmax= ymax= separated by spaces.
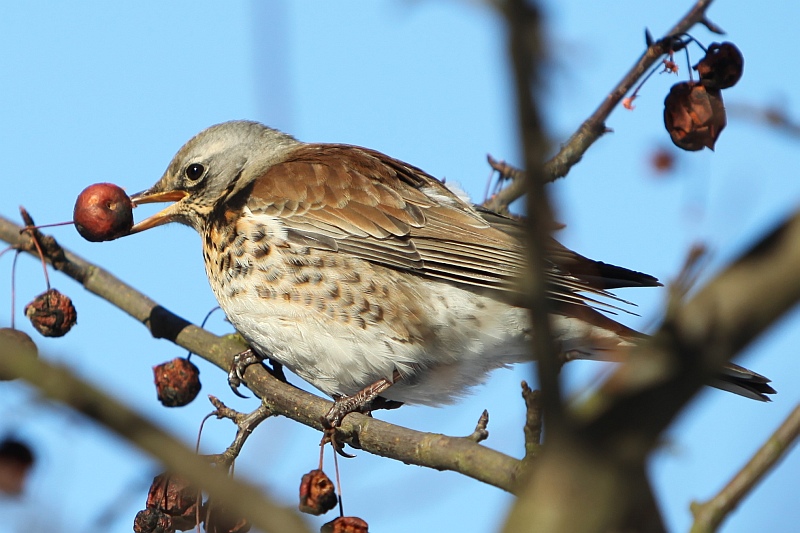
xmin=227 ymin=348 xmax=265 ymax=398
xmin=321 ymin=376 xmax=398 ymax=429
xmin=321 ymin=428 xmax=357 ymax=458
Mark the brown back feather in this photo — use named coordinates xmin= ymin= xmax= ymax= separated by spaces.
xmin=243 ymin=144 xmax=658 ymax=309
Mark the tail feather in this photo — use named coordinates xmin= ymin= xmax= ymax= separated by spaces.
xmin=710 ymin=362 xmax=776 ymax=402
xmin=555 ymin=304 xmax=776 ymax=401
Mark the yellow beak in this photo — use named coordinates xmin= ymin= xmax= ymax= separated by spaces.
xmin=128 ymin=189 xmax=188 ymax=234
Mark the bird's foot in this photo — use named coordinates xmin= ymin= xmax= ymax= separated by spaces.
xmin=322 ymin=375 xmax=402 ymax=429
xmin=227 ymin=349 xmax=286 ymax=398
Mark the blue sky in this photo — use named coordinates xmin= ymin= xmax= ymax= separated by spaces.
xmin=2 ymin=2 xmax=800 ymax=532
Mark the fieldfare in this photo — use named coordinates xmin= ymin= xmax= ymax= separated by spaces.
xmin=129 ymin=121 xmax=774 ymax=424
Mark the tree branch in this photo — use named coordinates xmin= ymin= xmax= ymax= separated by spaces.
xmin=584 ymin=209 xmax=800 ymax=444
xmin=690 ymin=403 xmax=800 ymax=533
xmin=484 ymin=0 xmax=718 ymax=212
xmin=0 ymin=337 xmax=310 ymax=533
xmin=502 ymin=0 xmax=564 ymax=433
xmin=506 ymin=204 xmax=800 ymax=533
xmin=0 ymin=213 xmax=522 ymax=492
xmin=496 ymin=1 xmax=800 ymax=531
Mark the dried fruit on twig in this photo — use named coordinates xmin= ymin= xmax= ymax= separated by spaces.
xmin=664 ymin=81 xmax=726 ymax=151
xmin=0 ymin=329 xmax=38 ymax=381
xmin=0 ymin=438 xmax=35 ymax=495
xmin=24 ymin=289 xmax=77 ymax=337
xmin=299 ymin=469 xmax=338 ymax=515
xmin=204 ymin=501 xmax=252 ymax=533
xmin=153 ymin=357 xmax=201 ymax=407
xmin=694 ymin=42 xmax=743 ymax=90
xmin=321 ymin=516 xmax=369 ymax=533
xmin=133 ymin=508 xmax=175 ymax=533
xmin=73 ymin=182 xmax=134 ymax=242
xmin=145 ymin=472 xmax=200 ymax=530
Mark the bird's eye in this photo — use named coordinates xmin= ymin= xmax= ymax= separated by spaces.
xmin=185 ymin=163 xmax=205 ymax=182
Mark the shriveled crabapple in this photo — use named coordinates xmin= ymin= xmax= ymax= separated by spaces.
xmin=24 ymin=288 xmax=77 ymax=337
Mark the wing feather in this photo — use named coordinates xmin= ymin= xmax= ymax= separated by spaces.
xmin=241 ymin=143 xmax=658 ymax=311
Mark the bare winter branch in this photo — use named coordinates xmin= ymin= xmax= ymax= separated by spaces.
xmin=0 ymin=213 xmax=523 ymax=491
xmin=0 ymin=336 xmax=311 ymax=533
xmin=690 ymin=404 xmax=800 ymax=533
xmin=484 ymin=0 xmax=719 ymax=213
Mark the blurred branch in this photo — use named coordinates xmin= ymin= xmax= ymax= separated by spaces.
xmin=484 ymin=0 xmax=719 ymax=212
xmin=502 ymin=201 xmax=800 ymax=533
xmin=577 ymin=207 xmax=800 ymax=532
xmin=585 ymin=209 xmax=800 ymax=440
xmin=502 ymin=0 xmax=564 ymax=431
xmin=729 ymin=102 xmax=800 ymax=139
xmin=494 ymin=0 xmax=800 ymax=532
xmin=500 ymin=0 xmax=668 ymax=531
xmin=0 ymin=213 xmax=522 ymax=491
xmin=690 ymin=403 xmax=800 ymax=533
xmin=0 ymin=338 xmax=310 ymax=533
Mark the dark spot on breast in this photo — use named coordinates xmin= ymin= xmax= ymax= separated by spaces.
xmin=219 ymin=253 xmax=232 ymax=274
xmin=256 ymin=286 xmax=276 ymax=299
xmin=251 ymin=227 xmax=268 ymax=243
xmin=287 ymin=253 xmax=315 ymax=267
xmin=252 ymin=243 xmax=271 ymax=259
xmin=228 ymin=287 xmax=243 ymax=298
xmin=258 ymin=264 xmax=283 ymax=282
xmin=233 ymin=260 xmax=251 ymax=277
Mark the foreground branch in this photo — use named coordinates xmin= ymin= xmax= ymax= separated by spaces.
xmin=0 ymin=339 xmax=310 ymax=533
xmin=586 ymin=208 xmax=800 ymax=442
xmin=505 ymin=206 xmax=800 ymax=533
xmin=499 ymin=0 xmax=800 ymax=530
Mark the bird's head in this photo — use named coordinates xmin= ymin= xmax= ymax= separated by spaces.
xmin=129 ymin=120 xmax=300 ymax=233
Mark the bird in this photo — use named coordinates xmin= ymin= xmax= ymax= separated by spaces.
xmin=128 ymin=120 xmax=774 ymax=424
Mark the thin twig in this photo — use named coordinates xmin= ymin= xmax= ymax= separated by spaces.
xmin=729 ymin=102 xmax=800 ymax=139
xmin=206 ymin=396 xmax=274 ymax=468
xmin=689 ymin=404 xmax=800 ymax=533
xmin=465 ymin=410 xmax=490 ymax=443
xmin=521 ymin=382 xmax=542 ymax=460
xmin=19 ymin=208 xmax=51 ymax=290
xmin=10 ymin=250 xmax=20 ymax=329
xmin=484 ymin=0 xmax=719 ymax=212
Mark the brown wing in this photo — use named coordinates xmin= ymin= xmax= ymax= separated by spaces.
xmin=475 ymin=208 xmax=661 ymax=290
xmin=244 ymin=143 xmax=657 ymax=308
